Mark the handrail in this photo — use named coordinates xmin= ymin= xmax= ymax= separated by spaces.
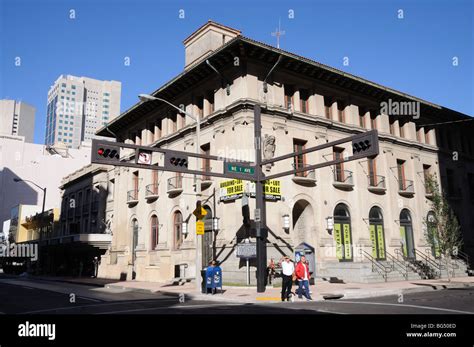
xmin=414 ymin=248 xmax=440 ymax=278
xmin=367 ymin=174 xmax=386 ymax=189
xmin=386 ymin=251 xmax=408 ymax=280
xmin=334 ymin=170 xmax=353 ymax=184
xmin=453 ymin=249 xmax=470 ymax=266
xmin=359 ymin=249 xmax=390 ymax=282
xmin=394 ymin=248 xmax=405 ymax=261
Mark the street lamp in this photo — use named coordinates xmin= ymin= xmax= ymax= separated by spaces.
xmin=13 ymin=178 xmax=47 ymax=237
xmin=13 ymin=178 xmax=47 ymax=215
xmin=138 ymin=93 xmax=203 ymax=290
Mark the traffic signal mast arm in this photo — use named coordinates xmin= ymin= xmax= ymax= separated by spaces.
xmin=91 ymin=139 xmax=256 ymax=181
xmin=262 ymin=130 xmax=379 ymax=180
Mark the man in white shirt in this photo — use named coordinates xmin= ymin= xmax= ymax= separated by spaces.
xmin=279 ymin=256 xmax=295 ymax=301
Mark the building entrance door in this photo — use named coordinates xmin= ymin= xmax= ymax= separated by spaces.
xmin=369 ymin=207 xmax=386 ymax=260
xmin=400 ymin=209 xmax=415 ymax=259
xmin=334 ymin=204 xmax=353 ymax=261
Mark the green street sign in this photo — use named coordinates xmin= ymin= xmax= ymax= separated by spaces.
xmin=226 ymin=163 xmax=255 ymax=175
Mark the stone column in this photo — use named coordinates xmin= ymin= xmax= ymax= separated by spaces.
xmin=379 ymin=113 xmax=390 ymax=134
xmin=293 ymin=90 xmax=301 ymax=112
xmin=313 ymin=93 xmax=325 ymax=117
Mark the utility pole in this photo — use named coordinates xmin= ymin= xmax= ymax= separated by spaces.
xmin=194 ymin=113 xmax=202 ymax=291
xmin=254 ymin=105 xmax=267 ymax=293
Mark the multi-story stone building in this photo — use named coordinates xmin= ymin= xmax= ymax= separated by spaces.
xmin=45 ymin=75 xmax=121 ymax=149
xmin=35 ymin=164 xmax=114 ymax=276
xmin=95 ymin=21 xmax=473 ymax=284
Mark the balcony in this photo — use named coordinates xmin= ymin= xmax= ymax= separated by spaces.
xmin=292 ymin=164 xmax=317 ymax=186
xmin=127 ymin=189 xmax=139 ymax=205
xmin=398 ymin=179 xmax=415 ymax=197
xmin=198 ymin=166 xmax=213 ymax=189
xmin=167 ymin=176 xmax=183 ymax=196
xmin=367 ymin=175 xmax=386 ymax=194
xmin=145 ymin=183 xmax=159 ymax=200
xmin=333 ymin=170 xmax=354 ymax=190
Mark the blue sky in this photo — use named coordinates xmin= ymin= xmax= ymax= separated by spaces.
xmin=1 ymin=0 xmax=472 ymax=144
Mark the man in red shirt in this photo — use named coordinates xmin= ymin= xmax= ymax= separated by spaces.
xmin=295 ymin=255 xmax=312 ymax=301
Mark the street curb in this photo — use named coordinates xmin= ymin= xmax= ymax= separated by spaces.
xmin=158 ymin=281 xmax=474 ymax=304
xmin=9 ymin=275 xmax=112 ymax=288
xmin=23 ymin=276 xmax=474 ymax=304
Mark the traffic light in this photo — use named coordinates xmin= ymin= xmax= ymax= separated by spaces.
xmin=92 ymin=141 xmax=121 ymax=163
xmin=352 ymin=139 xmax=371 ymax=153
xmin=351 ymin=130 xmax=379 ymax=159
xmin=164 ymin=153 xmax=189 ymax=172
xmin=169 ymin=156 xmax=188 ymax=167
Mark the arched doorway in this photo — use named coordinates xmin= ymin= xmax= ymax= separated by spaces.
xmin=292 ymin=199 xmax=314 ymax=246
xmin=173 ymin=211 xmax=183 ymax=250
xmin=426 ymin=211 xmax=440 ymax=258
xmin=369 ymin=207 xmax=386 ymax=260
xmin=333 ymin=203 xmax=353 ymax=261
xmin=400 ymin=209 xmax=415 ymax=259
xmin=202 ymin=206 xmax=213 ymax=266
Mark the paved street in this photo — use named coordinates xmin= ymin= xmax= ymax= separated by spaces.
xmin=0 ymin=275 xmax=473 ymax=315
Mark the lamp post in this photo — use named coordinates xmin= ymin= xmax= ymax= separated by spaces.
xmin=13 ymin=178 xmax=47 ymax=236
xmin=138 ymin=94 xmax=202 ymax=291
xmin=13 ymin=178 xmax=46 ymax=215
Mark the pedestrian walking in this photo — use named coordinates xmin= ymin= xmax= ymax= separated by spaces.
xmin=267 ymin=258 xmax=276 ymax=285
xmin=279 ymin=256 xmax=294 ymax=301
xmin=295 ymin=256 xmax=312 ymax=301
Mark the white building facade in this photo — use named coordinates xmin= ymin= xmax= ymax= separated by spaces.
xmin=0 ymin=134 xmax=91 ymax=235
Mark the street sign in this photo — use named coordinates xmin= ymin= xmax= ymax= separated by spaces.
xmin=137 ymin=151 xmax=152 ymax=165
xmin=196 ymin=221 xmax=205 ymax=235
xmin=236 ymin=242 xmax=257 ymax=259
xmin=255 ymin=208 xmax=261 ymax=222
xmin=224 ymin=162 xmax=255 ymax=175
xmin=193 ymin=207 xmax=207 ymax=220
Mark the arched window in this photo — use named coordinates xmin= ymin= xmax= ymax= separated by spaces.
xmin=399 ymin=209 xmax=415 ymax=259
xmin=333 ymin=203 xmax=352 ymax=261
xmin=334 ymin=203 xmax=350 ymax=219
xmin=426 ymin=211 xmax=440 ymax=258
xmin=369 ymin=206 xmax=386 ymax=260
xmin=150 ymin=215 xmax=159 ymax=250
xmin=174 ymin=211 xmax=183 ymax=250
xmin=400 ymin=209 xmax=411 ymax=223
xmin=369 ymin=206 xmax=383 ymax=221
xmin=131 ymin=218 xmax=139 ymax=264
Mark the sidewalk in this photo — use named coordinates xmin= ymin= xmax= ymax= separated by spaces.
xmin=24 ymin=274 xmax=474 ymax=304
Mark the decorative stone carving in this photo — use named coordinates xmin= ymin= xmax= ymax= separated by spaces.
xmin=263 ymin=134 xmax=276 ymax=172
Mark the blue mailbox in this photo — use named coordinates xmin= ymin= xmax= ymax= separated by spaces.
xmin=205 ymin=266 xmax=223 ymax=293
